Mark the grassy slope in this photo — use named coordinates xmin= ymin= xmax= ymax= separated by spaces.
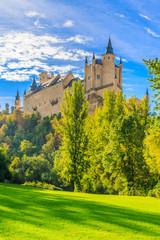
xmin=0 ymin=183 xmax=160 ymax=240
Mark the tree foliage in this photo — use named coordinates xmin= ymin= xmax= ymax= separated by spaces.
xmin=55 ymin=81 xmax=88 ymax=191
xmin=143 ymin=58 xmax=160 ymax=111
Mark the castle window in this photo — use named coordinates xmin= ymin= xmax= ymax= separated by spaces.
xmin=97 ymin=75 xmax=100 ymax=79
xmin=88 ymin=76 xmax=90 ymax=80
xmin=108 ymin=57 xmax=110 ymax=59
xmin=104 ymin=57 xmax=105 ymax=60
xmin=39 ymin=103 xmax=41 ymax=107
xmin=44 ymin=101 xmax=46 ymax=105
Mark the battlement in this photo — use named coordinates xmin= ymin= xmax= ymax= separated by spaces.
xmin=39 ymin=72 xmax=55 ymax=85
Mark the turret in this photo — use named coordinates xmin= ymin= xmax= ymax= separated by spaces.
xmin=14 ymin=89 xmax=21 ymax=109
xmin=92 ymin=52 xmax=96 ymax=65
xmin=84 ymin=57 xmax=88 ymax=92
xmin=119 ymin=57 xmax=123 ymax=88
xmin=106 ymin=36 xmax=114 ymax=54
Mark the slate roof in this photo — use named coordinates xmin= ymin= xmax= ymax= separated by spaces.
xmin=15 ymin=89 xmax=20 ymax=100
xmin=65 ymin=77 xmax=80 ymax=88
xmin=29 ymin=74 xmax=80 ymax=95
xmin=106 ymin=37 xmax=114 ymax=54
xmin=95 ymin=59 xmax=102 ymax=65
xmin=29 ymin=78 xmax=37 ymax=91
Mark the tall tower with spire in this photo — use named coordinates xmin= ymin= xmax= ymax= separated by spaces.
xmin=84 ymin=36 xmax=123 ymax=98
xmin=14 ymin=89 xmax=21 ymax=109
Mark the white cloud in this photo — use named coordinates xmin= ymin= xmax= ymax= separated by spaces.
xmin=34 ymin=19 xmax=46 ymax=29
xmin=63 ymin=20 xmax=74 ymax=27
xmin=115 ymin=13 xmax=125 ymax=18
xmin=0 ymin=96 xmax=14 ymax=100
xmin=115 ymin=56 xmax=128 ymax=63
xmin=67 ymin=35 xmax=93 ymax=44
xmin=139 ymin=14 xmax=151 ymax=21
xmin=0 ymin=31 xmax=92 ymax=81
xmin=52 ymin=65 xmax=77 ymax=73
xmin=25 ymin=11 xmax=45 ymax=18
xmin=126 ymin=88 xmax=133 ymax=91
xmin=144 ymin=27 xmax=160 ymax=37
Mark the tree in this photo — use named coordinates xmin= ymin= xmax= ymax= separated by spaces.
xmin=0 ymin=148 xmax=11 ymax=182
xmin=5 ymin=103 xmax=9 ymax=113
xmin=20 ymin=140 xmax=36 ymax=157
xmin=55 ymin=80 xmax=88 ymax=191
xmin=144 ymin=118 xmax=160 ymax=183
xmin=143 ymin=58 xmax=160 ymax=111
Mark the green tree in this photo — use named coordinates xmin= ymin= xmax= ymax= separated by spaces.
xmin=144 ymin=118 xmax=160 ymax=183
xmin=0 ymin=148 xmax=11 ymax=182
xmin=143 ymin=58 xmax=160 ymax=111
xmin=56 ymin=80 xmax=88 ymax=191
xmin=20 ymin=140 xmax=36 ymax=157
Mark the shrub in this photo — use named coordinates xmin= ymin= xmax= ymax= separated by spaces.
xmin=148 ymin=182 xmax=160 ymax=198
xmin=23 ymin=181 xmax=62 ymax=191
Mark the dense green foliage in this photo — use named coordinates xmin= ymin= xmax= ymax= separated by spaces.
xmin=0 ymin=148 xmax=11 ymax=182
xmin=55 ymin=81 xmax=88 ymax=191
xmin=0 ymin=80 xmax=160 ymax=196
xmin=143 ymin=58 xmax=160 ymax=111
xmin=0 ymin=183 xmax=160 ymax=240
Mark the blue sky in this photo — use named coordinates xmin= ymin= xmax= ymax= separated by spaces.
xmin=0 ymin=0 xmax=159 ymax=110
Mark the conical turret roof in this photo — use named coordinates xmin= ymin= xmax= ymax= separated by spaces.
xmin=106 ymin=36 xmax=114 ymax=54
xmin=85 ymin=57 xmax=88 ymax=64
xmin=15 ymin=89 xmax=20 ymax=100
xmin=29 ymin=78 xmax=37 ymax=91
xmin=146 ymin=88 xmax=149 ymax=95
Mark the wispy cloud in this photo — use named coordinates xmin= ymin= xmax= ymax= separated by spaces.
xmin=63 ymin=20 xmax=74 ymax=27
xmin=115 ymin=13 xmax=125 ymax=18
xmin=0 ymin=96 xmax=14 ymax=100
xmin=25 ymin=11 xmax=45 ymax=18
xmin=144 ymin=27 xmax=160 ymax=37
xmin=34 ymin=19 xmax=47 ymax=29
xmin=139 ymin=13 xmax=151 ymax=21
xmin=115 ymin=56 xmax=128 ymax=63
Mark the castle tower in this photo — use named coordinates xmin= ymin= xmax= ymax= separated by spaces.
xmin=14 ymin=89 xmax=21 ymax=109
xmin=119 ymin=57 xmax=123 ymax=88
xmin=84 ymin=57 xmax=88 ymax=92
xmin=101 ymin=37 xmax=116 ymax=86
xmin=84 ymin=36 xmax=122 ymax=95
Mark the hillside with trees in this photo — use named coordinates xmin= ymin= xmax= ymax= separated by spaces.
xmin=0 ymin=72 xmax=160 ymax=197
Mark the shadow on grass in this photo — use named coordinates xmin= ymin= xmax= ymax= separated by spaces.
xmin=0 ymin=183 xmax=160 ymax=238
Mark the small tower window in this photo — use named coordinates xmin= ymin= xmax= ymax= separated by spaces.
xmin=97 ymin=75 xmax=100 ymax=79
xmin=108 ymin=57 xmax=110 ymax=59
xmin=88 ymin=76 xmax=90 ymax=80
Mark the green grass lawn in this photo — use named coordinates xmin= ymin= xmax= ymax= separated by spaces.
xmin=0 ymin=183 xmax=160 ymax=240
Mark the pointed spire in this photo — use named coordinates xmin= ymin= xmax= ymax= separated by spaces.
xmin=92 ymin=52 xmax=95 ymax=59
xmin=119 ymin=57 xmax=122 ymax=64
xmin=24 ymin=89 xmax=26 ymax=95
xmin=106 ymin=36 xmax=114 ymax=54
xmin=29 ymin=77 xmax=37 ymax=91
xmin=146 ymin=88 xmax=149 ymax=95
xmin=85 ymin=56 xmax=88 ymax=64
xmin=15 ymin=89 xmax=20 ymax=100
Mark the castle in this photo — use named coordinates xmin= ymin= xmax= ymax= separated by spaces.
xmin=14 ymin=37 xmax=147 ymax=116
